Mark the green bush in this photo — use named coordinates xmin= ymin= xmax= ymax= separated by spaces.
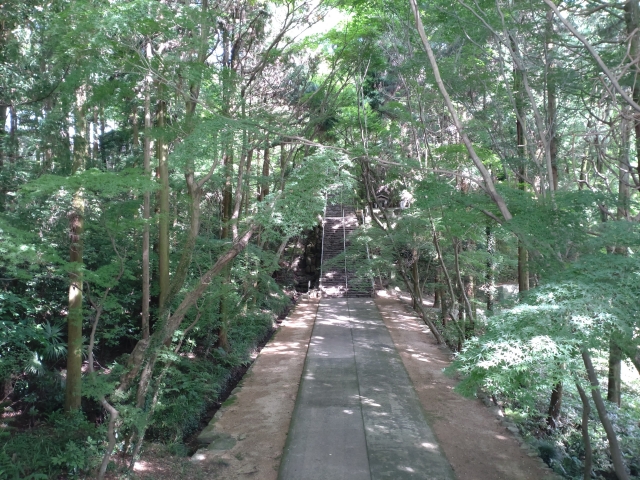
xmin=0 ymin=411 xmax=102 ymax=479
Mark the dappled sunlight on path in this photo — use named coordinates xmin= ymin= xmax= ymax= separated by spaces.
xmin=190 ymin=296 xmax=560 ymax=480
xmin=278 ymin=298 xmax=454 ymax=480
xmin=376 ymin=297 xmax=561 ymax=480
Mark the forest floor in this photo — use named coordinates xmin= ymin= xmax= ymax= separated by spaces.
xmin=127 ymin=293 xmax=560 ymax=480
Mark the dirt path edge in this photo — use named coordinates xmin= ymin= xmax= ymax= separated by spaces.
xmin=375 ymin=296 xmax=562 ymax=480
xmin=191 ymin=298 xmax=319 ymax=479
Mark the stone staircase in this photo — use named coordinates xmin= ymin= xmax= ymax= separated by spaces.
xmin=319 ymin=201 xmax=373 ymax=298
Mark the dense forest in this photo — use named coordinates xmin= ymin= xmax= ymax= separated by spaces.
xmin=1 ymin=0 xmax=639 ymax=478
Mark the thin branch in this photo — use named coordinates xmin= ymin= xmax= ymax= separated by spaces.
xmin=542 ymin=0 xmax=640 ymax=113
xmin=87 ymin=235 xmax=125 ymax=480
xmin=409 ymin=0 xmax=513 ymax=221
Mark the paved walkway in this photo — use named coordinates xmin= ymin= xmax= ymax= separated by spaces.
xmin=278 ymin=298 xmax=454 ymax=480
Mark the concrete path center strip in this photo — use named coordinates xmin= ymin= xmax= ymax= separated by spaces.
xmin=278 ymin=298 xmax=455 ymax=480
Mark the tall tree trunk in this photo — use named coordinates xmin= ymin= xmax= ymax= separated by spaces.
xmin=463 ymin=270 xmax=474 ymax=331
xmin=517 ymin=244 xmax=529 ymax=292
xmin=543 ymin=51 xmax=564 ymax=424
xmin=131 ymin=107 xmax=139 ymax=157
xmin=0 ymin=105 xmax=5 ymax=167
xmin=157 ymin=88 xmax=170 ymax=315
xmin=430 ymin=222 xmax=464 ymax=342
xmin=8 ymin=104 xmax=16 ymax=164
xmin=221 ymin=152 xmax=233 ymax=240
xmin=243 ymin=147 xmax=253 ymax=218
xmin=546 ymin=9 xmax=559 ymax=190
xmin=433 ymin=265 xmax=441 ymax=308
xmin=412 ymin=251 xmax=420 ymax=309
xmin=65 ymin=87 xmax=87 ymax=412
xmin=607 ymin=339 xmax=622 ymax=406
xmin=141 ymin=53 xmax=152 ymax=341
xmin=608 ymin=115 xmax=631 ymax=405
xmin=629 ymin=347 xmax=640 ymax=375
xmin=582 ymin=350 xmax=630 ymax=480
xmin=93 ymin=106 xmax=100 ymax=162
xmin=452 ymin=239 xmax=475 ymax=336
xmin=409 ymin=0 xmax=512 ymax=222
xmin=624 ymin=0 xmax=640 ymax=180
xmin=0 ymin=105 xmax=6 ymax=211
xmin=514 ymin=37 xmax=530 ymax=294
xmin=216 ymin=150 xmax=234 ymax=352
xmin=575 ymin=382 xmax=593 ymax=480
xmin=100 ymin=104 xmax=106 ymax=168
xmin=231 ymin=100 xmax=249 ymax=241
xmin=259 ymin=143 xmax=270 ymax=202
xmin=486 ymin=225 xmax=495 ymax=312
xmin=547 ymin=382 xmax=563 ymax=428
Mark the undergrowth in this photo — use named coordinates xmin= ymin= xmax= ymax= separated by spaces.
xmin=0 ymin=299 xmax=287 ymax=479
xmin=0 ymin=411 xmax=102 ymax=479
xmin=504 ymin=369 xmax=640 ymax=479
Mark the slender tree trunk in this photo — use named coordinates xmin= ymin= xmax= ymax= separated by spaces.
xmin=607 ymin=116 xmax=631 ymax=405
xmin=65 ymin=87 xmax=87 ymax=412
xmin=93 ymin=106 xmax=100 ymax=161
xmin=607 ymin=339 xmax=622 ymax=406
xmin=582 ymin=350 xmax=630 ymax=480
xmin=141 ymin=54 xmax=152 ymax=341
xmin=453 ymin=239 xmax=474 ymax=332
xmin=8 ymin=105 xmax=16 ymax=164
xmin=412 ymin=252 xmax=420 ymax=309
xmin=432 ymin=230 xmax=457 ymax=319
xmin=157 ymin=88 xmax=170 ymax=315
xmin=547 ymin=382 xmax=563 ymax=428
xmin=625 ymin=0 xmax=640 ymax=181
xmin=546 ymin=10 xmax=559 ymax=191
xmin=433 ymin=265 xmax=441 ymax=308
xmin=617 ymin=117 xmax=631 ymax=222
xmin=216 ymin=150 xmax=234 ymax=352
xmin=133 ymin=106 xmax=171 ymax=405
xmin=409 ymin=0 xmax=512 ymax=222
xmin=514 ymin=41 xmax=530 ymax=294
xmin=518 ymin=244 xmax=529 ymax=292
xmin=463 ymin=270 xmax=474 ymax=330
xmin=0 ymin=105 xmax=5 ymax=167
xmin=630 ymin=348 xmax=640 ymax=375
xmin=231 ymin=105 xmax=248 ymax=241
xmin=575 ymin=382 xmax=592 ymax=480
xmin=486 ymin=225 xmax=495 ymax=312
xmin=430 ymin=222 xmax=464 ymax=341
xmin=0 ymin=105 xmax=6 ymax=211
xmin=260 ymin=143 xmax=270 ymax=201
xmin=221 ymin=152 xmax=233 ymax=240
xmin=131 ymin=108 xmax=139 ymax=156
xmin=398 ymin=262 xmax=445 ymax=344
xmin=100 ymin=104 xmax=106 ymax=168
xmin=243 ymin=147 xmax=253 ymax=218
